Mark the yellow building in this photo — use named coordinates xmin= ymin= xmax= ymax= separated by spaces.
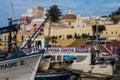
xmin=44 ymin=8 xmax=93 ymax=38
xmin=101 ymin=24 xmax=120 ymax=40
xmin=44 ymin=8 xmax=120 ymax=40
xmin=1 ymin=32 xmax=33 ymax=49
xmin=1 ymin=8 xmax=120 ymax=49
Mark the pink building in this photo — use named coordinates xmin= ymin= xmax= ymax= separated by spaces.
xmin=30 ymin=18 xmax=44 ymax=35
xmin=20 ymin=16 xmax=33 ymax=31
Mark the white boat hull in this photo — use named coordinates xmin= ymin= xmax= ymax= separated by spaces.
xmin=0 ymin=54 xmax=42 ymax=80
xmin=46 ymin=48 xmax=114 ymax=76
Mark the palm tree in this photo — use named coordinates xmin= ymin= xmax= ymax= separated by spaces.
xmin=46 ymin=5 xmax=62 ymax=44
xmin=47 ymin=5 xmax=62 ymax=22
xmin=92 ymin=25 xmax=106 ymax=38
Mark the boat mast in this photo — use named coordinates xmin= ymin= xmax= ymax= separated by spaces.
xmin=8 ymin=0 xmax=13 ymax=52
xmin=10 ymin=0 xmax=12 ymax=19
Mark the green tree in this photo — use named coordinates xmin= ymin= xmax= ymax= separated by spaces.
xmin=82 ymin=33 xmax=89 ymax=38
xmin=109 ymin=7 xmax=120 ymax=24
xmin=59 ymin=35 xmax=62 ymax=38
xmin=66 ymin=34 xmax=73 ymax=39
xmin=47 ymin=5 xmax=62 ymax=22
xmin=51 ymin=36 xmax=57 ymax=39
xmin=74 ymin=33 xmax=80 ymax=39
xmin=92 ymin=25 xmax=106 ymax=37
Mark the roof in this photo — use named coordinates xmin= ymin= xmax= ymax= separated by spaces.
xmin=61 ymin=14 xmax=76 ymax=20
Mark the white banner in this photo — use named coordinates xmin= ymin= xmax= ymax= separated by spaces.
xmin=47 ymin=48 xmax=89 ymax=53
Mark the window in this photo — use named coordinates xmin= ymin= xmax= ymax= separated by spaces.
xmin=68 ymin=22 xmax=71 ymax=25
xmin=51 ymin=56 xmax=55 ymax=61
xmin=71 ymin=26 xmax=74 ymax=28
xmin=20 ymin=28 xmax=22 ymax=30
xmin=78 ymin=25 xmax=80 ymax=27
xmin=28 ymin=36 xmax=30 ymax=38
xmin=34 ymin=24 xmax=37 ymax=27
xmin=57 ymin=55 xmax=62 ymax=61
xmin=83 ymin=25 xmax=84 ymax=28
xmin=106 ymin=32 xmax=107 ymax=34
xmin=76 ymin=56 xmax=87 ymax=62
xmin=111 ymin=32 xmax=113 ymax=34
xmin=4 ymin=36 xmax=6 ymax=40
xmin=59 ymin=35 xmax=62 ymax=38
xmin=22 ymin=36 xmax=24 ymax=41
xmin=116 ymin=32 xmax=117 ymax=34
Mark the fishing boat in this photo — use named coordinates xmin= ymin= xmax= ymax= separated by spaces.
xmin=0 ymin=10 xmax=51 ymax=80
xmin=0 ymin=25 xmax=45 ymax=80
xmin=35 ymin=70 xmax=72 ymax=80
xmin=46 ymin=47 xmax=115 ymax=76
xmin=0 ymin=26 xmax=44 ymax=80
xmin=0 ymin=51 xmax=43 ymax=80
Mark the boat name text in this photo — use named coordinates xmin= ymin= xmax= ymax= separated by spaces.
xmin=0 ymin=60 xmax=24 ymax=70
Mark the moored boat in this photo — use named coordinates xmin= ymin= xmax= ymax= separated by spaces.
xmin=0 ymin=10 xmax=49 ymax=80
xmin=45 ymin=47 xmax=115 ymax=76
xmin=0 ymin=52 xmax=43 ymax=80
xmin=35 ymin=70 xmax=72 ymax=80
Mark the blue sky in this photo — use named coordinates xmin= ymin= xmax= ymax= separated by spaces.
xmin=0 ymin=0 xmax=120 ymax=27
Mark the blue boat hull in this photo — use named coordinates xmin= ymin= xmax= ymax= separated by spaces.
xmin=35 ymin=71 xmax=71 ymax=80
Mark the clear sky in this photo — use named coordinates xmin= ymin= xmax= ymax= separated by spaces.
xmin=0 ymin=0 xmax=120 ymax=27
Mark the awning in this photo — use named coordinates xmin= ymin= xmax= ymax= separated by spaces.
xmin=97 ymin=38 xmax=107 ymax=41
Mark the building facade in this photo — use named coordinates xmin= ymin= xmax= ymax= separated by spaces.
xmin=1 ymin=7 xmax=120 ymax=49
xmin=44 ymin=8 xmax=120 ymax=40
xmin=44 ymin=8 xmax=93 ymax=38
